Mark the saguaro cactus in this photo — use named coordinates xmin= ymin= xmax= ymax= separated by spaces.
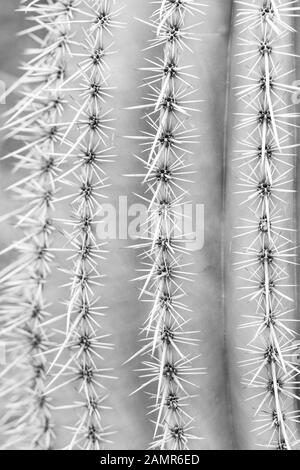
xmin=0 ymin=0 xmax=299 ymax=451
xmin=0 ymin=0 xmax=118 ymax=450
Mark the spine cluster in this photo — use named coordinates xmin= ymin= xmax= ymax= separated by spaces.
xmin=130 ymin=0 xmax=206 ymax=450
xmin=234 ymin=0 xmax=300 ymax=450
xmin=0 ymin=0 xmax=75 ymax=449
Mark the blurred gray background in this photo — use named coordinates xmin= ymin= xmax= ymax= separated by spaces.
xmin=0 ymin=0 xmax=29 ymax=257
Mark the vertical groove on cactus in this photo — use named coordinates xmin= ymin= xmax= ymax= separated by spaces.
xmin=233 ymin=0 xmax=300 ymax=449
xmin=127 ymin=1 xmax=207 ymax=450
xmin=0 ymin=0 xmax=74 ymax=449
xmin=43 ymin=0 xmax=120 ymax=450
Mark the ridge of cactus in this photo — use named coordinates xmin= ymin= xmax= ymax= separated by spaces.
xmin=232 ymin=0 xmax=300 ymax=450
xmin=127 ymin=0 xmax=207 ymax=450
xmin=41 ymin=0 xmax=121 ymax=450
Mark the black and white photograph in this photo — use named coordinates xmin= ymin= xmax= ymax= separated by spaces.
xmin=0 ymin=0 xmax=299 ymax=453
